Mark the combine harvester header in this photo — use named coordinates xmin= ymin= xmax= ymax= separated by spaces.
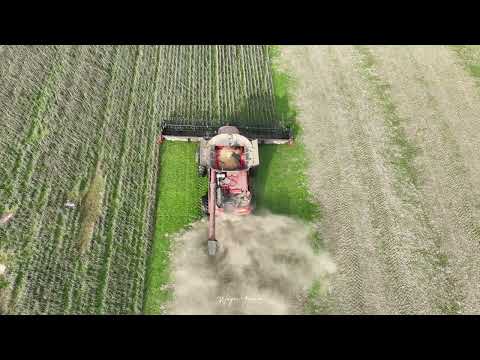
xmin=159 ymin=122 xmax=293 ymax=145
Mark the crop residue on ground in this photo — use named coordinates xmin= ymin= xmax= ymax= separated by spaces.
xmin=165 ymin=213 xmax=335 ymax=315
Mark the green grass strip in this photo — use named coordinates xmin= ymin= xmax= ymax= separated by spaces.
xmin=268 ymin=46 xmax=300 ymax=135
xmin=260 ymin=46 xmax=321 ymax=235
xmin=254 ymin=144 xmax=320 ymax=223
xmin=144 ymin=142 xmax=207 ymax=314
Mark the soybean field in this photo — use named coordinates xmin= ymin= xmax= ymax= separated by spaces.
xmin=0 ymin=45 xmax=284 ymax=314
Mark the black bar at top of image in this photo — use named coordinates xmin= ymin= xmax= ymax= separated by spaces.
xmin=2 ymin=6 xmax=480 ymax=45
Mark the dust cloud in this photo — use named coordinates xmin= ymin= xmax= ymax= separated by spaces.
xmin=165 ymin=213 xmax=336 ymax=314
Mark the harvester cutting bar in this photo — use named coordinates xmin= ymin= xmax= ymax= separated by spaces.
xmin=160 ymin=123 xmax=293 ymax=144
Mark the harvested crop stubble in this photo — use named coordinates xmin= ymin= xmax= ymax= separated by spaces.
xmin=367 ymin=46 xmax=480 ymax=314
xmin=280 ymin=45 xmax=480 ymax=314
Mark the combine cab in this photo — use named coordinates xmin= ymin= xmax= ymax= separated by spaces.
xmin=159 ymin=123 xmax=292 ymax=255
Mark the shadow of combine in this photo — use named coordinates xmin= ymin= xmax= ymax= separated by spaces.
xmin=164 ymin=93 xmax=291 ymax=131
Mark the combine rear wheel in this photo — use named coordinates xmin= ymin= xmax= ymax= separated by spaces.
xmin=196 ymin=147 xmax=207 ymax=177
xmin=201 ymin=194 xmax=209 ymax=215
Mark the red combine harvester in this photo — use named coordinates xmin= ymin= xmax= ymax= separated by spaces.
xmin=159 ymin=123 xmax=292 ymax=255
